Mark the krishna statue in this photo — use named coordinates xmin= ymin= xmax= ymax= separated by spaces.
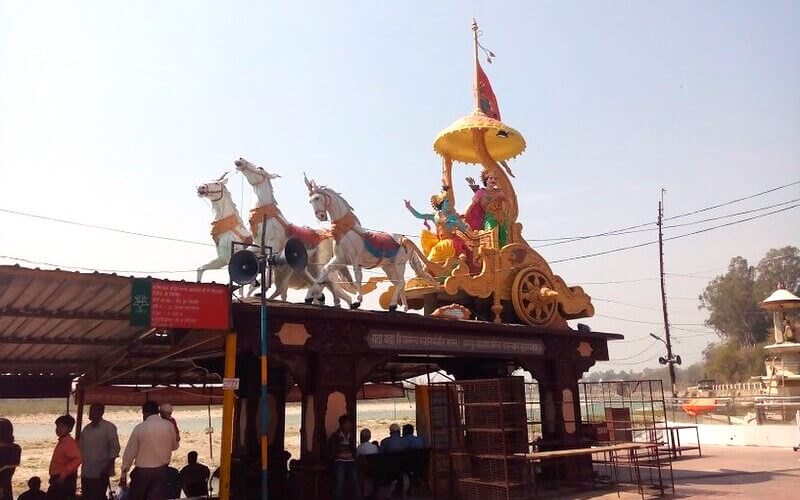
xmin=404 ymin=186 xmax=472 ymax=265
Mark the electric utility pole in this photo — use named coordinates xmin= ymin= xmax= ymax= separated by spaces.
xmin=658 ymin=189 xmax=677 ymax=398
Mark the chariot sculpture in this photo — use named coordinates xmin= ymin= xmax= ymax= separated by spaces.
xmin=383 ymin=20 xmax=595 ymax=328
xmin=196 ymin=21 xmax=594 ymax=329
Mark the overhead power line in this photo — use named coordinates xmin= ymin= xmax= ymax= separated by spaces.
xmin=595 ymin=314 xmax=705 ymax=327
xmin=2 ymin=180 xmax=798 ymax=251
xmin=0 ymin=255 xmax=198 ymax=275
xmin=665 ymin=180 xmax=800 ymax=221
xmin=531 ymin=179 xmax=799 ymax=243
xmin=610 ymin=340 xmax=659 ymax=361
xmin=550 ymin=202 xmax=798 ymax=264
xmin=0 ymin=208 xmax=212 ymax=247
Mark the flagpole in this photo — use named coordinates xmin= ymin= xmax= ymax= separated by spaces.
xmin=472 ymin=18 xmax=480 ymax=111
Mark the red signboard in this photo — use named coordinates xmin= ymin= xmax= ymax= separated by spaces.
xmin=131 ymin=279 xmax=230 ymax=330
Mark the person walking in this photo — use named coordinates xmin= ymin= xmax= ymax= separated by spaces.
xmin=79 ymin=404 xmax=120 ymax=500
xmin=794 ymin=409 xmax=800 ymax=452
xmin=0 ymin=418 xmax=22 ymax=500
xmin=47 ymin=415 xmax=82 ymax=500
xmin=119 ymin=402 xmax=179 ymax=500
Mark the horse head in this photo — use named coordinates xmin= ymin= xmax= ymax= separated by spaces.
xmin=235 ymin=157 xmax=280 ymax=188
xmin=197 ymin=171 xmax=231 ymax=202
xmin=304 ymin=173 xmax=328 ymax=221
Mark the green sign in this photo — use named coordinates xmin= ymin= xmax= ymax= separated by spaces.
xmin=130 ymin=278 xmax=152 ymax=327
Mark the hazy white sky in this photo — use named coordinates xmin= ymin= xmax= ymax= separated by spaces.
xmin=1 ymin=1 xmax=798 ymax=371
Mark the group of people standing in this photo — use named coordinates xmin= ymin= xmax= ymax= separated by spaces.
xmin=0 ymin=402 xmax=210 ymax=500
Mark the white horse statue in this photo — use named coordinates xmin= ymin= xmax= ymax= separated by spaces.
xmin=196 ymin=172 xmax=252 ymax=282
xmin=234 ymin=158 xmax=356 ymax=306
xmin=303 ymin=174 xmax=433 ymax=311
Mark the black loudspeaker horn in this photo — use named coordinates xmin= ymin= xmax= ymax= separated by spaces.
xmin=268 ymin=238 xmax=308 ymax=272
xmin=229 ymin=250 xmax=262 ymax=285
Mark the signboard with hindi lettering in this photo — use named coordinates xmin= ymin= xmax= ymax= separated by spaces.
xmin=130 ymin=278 xmax=230 ymax=330
xmin=366 ymin=329 xmax=545 ymax=356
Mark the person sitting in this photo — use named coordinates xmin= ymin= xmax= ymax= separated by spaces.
xmin=379 ymin=424 xmax=408 ymax=454
xmin=180 ymin=451 xmax=210 ymax=498
xmin=401 ymin=424 xmax=424 ymax=450
xmin=164 ymin=466 xmax=181 ymax=499
xmin=401 ymin=425 xmax=427 ymax=494
xmin=379 ymin=424 xmax=408 ymax=496
xmin=18 ymin=477 xmax=47 ymax=500
xmin=356 ymin=430 xmax=379 ymax=457
xmin=356 ymin=429 xmax=378 ymax=500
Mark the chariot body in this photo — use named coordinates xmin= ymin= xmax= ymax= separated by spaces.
xmin=380 ymin=23 xmax=594 ymax=329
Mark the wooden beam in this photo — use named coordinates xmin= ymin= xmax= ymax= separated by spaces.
xmin=0 ymin=358 xmax=96 ymax=366
xmin=0 ymin=307 xmax=128 ymax=321
xmin=89 ymin=335 xmax=221 ymax=386
xmin=0 ymin=336 xmax=130 ymax=346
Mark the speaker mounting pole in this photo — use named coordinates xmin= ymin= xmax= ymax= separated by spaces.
xmin=227 ymin=222 xmax=308 ymax=500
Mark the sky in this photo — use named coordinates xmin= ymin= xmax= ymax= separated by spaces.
xmin=0 ymin=1 xmax=798 ymax=372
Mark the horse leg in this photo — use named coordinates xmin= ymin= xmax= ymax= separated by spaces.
xmin=382 ymin=264 xmax=401 ymax=312
xmin=351 ymin=264 xmax=363 ymax=309
xmin=327 ymin=270 xmax=353 ymax=308
xmin=197 ymin=256 xmax=227 ymax=283
xmin=395 ymin=262 xmax=409 ymax=312
xmin=300 ymin=268 xmax=329 ymax=305
xmin=268 ymin=267 xmax=293 ymax=301
xmin=307 ymin=260 xmax=338 ymax=305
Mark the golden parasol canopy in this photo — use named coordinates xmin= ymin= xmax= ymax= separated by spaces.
xmin=433 ymin=109 xmax=526 ymax=164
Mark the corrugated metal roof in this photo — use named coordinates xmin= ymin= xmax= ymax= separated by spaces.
xmin=0 ymin=266 xmax=223 ymax=389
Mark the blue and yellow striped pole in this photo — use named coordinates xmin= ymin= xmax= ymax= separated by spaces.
xmin=260 ymin=280 xmax=269 ymax=500
xmin=219 ymin=330 xmax=237 ymax=500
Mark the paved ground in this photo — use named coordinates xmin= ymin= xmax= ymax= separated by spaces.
xmin=396 ymin=445 xmax=800 ymax=499
xmin=590 ymin=445 xmax=800 ymax=498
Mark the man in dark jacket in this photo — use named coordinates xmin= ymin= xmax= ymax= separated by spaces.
xmin=325 ymin=415 xmax=360 ymax=500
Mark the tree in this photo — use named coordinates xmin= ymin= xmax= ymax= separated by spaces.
xmin=699 ymin=256 xmax=769 ymax=345
xmin=699 ymin=246 xmax=800 ymax=346
xmin=702 ymin=340 xmax=765 ymax=383
xmin=755 ymin=246 xmax=800 ymax=299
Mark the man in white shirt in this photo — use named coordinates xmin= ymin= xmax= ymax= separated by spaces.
xmin=119 ymin=401 xmax=179 ymax=500
xmin=78 ymin=404 xmax=120 ymax=500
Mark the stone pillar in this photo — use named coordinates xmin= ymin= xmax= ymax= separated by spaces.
xmin=291 ymin=353 xmax=358 ymax=500
xmin=519 ymin=358 xmax=591 ymax=484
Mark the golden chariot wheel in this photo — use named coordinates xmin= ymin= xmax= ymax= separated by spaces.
xmin=511 ymin=267 xmax=558 ymax=326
